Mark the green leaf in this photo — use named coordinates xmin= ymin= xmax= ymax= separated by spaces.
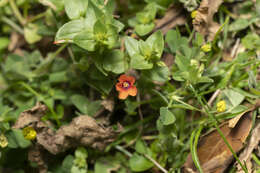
xmin=197 ymin=76 xmax=214 ymax=83
xmin=223 ymin=89 xmax=245 ymax=108
xmin=111 ymin=19 xmax=124 ymax=33
xmin=3 ymin=54 xmax=35 ymax=80
xmin=24 ymin=23 xmax=42 ymax=44
xmin=74 ymin=30 xmax=96 ymax=51
xmin=103 ymin=50 xmax=125 ymax=74
xmin=159 ymin=107 xmax=176 ymax=125
xmin=135 ymin=23 xmax=155 ymax=36
xmin=94 ymin=156 xmax=122 ymax=173
xmin=130 ymin=54 xmax=153 ymax=70
xmin=86 ymin=66 xmax=114 ymax=94
xmin=129 ymin=153 xmax=154 ymax=172
xmin=125 ymin=36 xmax=140 ymax=58
xmin=0 ymin=37 xmax=10 ymax=50
xmin=135 ymin=140 xmax=148 ymax=154
xmin=125 ymin=37 xmax=153 ymax=70
xmin=143 ymin=63 xmax=169 ymax=82
xmin=105 ymin=26 xmax=118 ymax=49
xmin=55 ymin=20 xmax=85 ymax=41
xmin=70 ymin=95 xmax=101 ymax=116
xmin=94 ymin=20 xmax=107 ymax=36
xmin=146 ymin=31 xmax=164 ymax=59
xmin=49 ymin=71 xmax=68 ymax=83
xmin=75 ymin=147 xmax=88 ymax=159
xmin=6 ymin=129 xmax=31 ymax=148
xmin=70 ymin=94 xmax=88 ymax=114
xmin=241 ymin=33 xmax=260 ymax=50
xmin=64 ymin=0 xmax=88 ymax=19
xmin=166 ymin=29 xmax=189 ymax=54
xmin=61 ymin=155 xmax=75 ymax=173
xmin=124 ymin=100 xmax=138 ymax=115
xmin=84 ymin=1 xmax=100 ymax=31
xmin=229 ymin=18 xmax=250 ymax=32
xmin=175 ymin=54 xmax=190 ymax=72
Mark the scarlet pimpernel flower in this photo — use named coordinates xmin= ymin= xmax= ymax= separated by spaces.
xmin=23 ymin=126 xmax=37 ymax=140
xmin=116 ymin=74 xmax=137 ymax=100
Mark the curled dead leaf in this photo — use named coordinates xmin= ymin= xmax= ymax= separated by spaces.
xmin=236 ymin=123 xmax=260 ymax=173
xmin=28 ymin=144 xmax=48 ymax=173
xmin=13 ymin=103 xmax=122 ymax=155
xmin=193 ymin=0 xmax=223 ymax=41
xmin=184 ymin=111 xmax=254 ymax=173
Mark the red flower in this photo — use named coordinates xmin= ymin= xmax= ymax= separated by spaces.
xmin=116 ymin=74 xmax=137 ymax=100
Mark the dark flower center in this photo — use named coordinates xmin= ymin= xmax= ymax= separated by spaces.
xmin=122 ymin=81 xmax=130 ymax=89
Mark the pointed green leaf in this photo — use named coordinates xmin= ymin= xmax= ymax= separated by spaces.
xmin=64 ymin=0 xmax=88 ymax=19
xmin=159 ymin=107 xmax=176 ymax=125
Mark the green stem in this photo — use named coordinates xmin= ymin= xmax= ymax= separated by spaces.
xmin=53 ymin=43 xmax=68 ymax=58
xmin=19 ymin=82 xmax=61 ymax=126
xmin=115 ymin=145 xmax=132 ymax=157
xmin=9 ymin=0 xmax=26 ymax=26
xmin=1 ymin=16 xmax=24 ymax=34
xmin=19 ymin=82 xmax=41 ymax=98
xmin=67 ymin=46 xmax=76 ymax=63
xmin=252 ymin=153 xmax=260 ymax=166
xmin=27 ymin=11 xmax=46 ymax=23
xmin=189 ymin=84 xmax=248 ymax=173
xmin=190 ymin=126 xmax=204 ymax=173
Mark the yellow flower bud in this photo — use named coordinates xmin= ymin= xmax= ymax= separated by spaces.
xmin=191 ymin=10 xmax=198 ymax=19
xmin=23 ymin=127 xmax=37 ymax=140
xmin=217 ymin=100 xmax=226 ymax=113
xmin=0 ymin=133 xmax=8 ymax=148
xmin=201 ymin=44 xmax=212 ymax=52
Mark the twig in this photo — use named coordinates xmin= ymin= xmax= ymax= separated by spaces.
xmin=104 ymin=0 xmax=109 ymax=5
xmin=141 ymin=135 xmax=158 ymax=140
xmin=207 ymin=89 xmax=221 ymax=106
xmin=144 ymin=154 xmax=168 ymax=173
xmin=231 ymin=39 xmax=240 ymax=58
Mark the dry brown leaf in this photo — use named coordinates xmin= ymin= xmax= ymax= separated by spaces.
xmin=8 ymin=32 xmax=25 ymax=51
xmin=184 ymin=112 xmax=253 ymax=173
xmin=154 ymin=5 xmax=186 ymax=35
xmin=236 ymin=123 xmax=260 ymax=172
xmin=102 ymin=98 xmax=114 ymax=112
xmin=13 ymin=103 xmax=121 ymax=155
xmin=162 ymin=53 xmax=174 ymax=69
xmin=228 ymin=103 xmax=256 ymax=128
xmin=193 ymin=0 xmax=223 ymax=41
xmin=28 ymin=144 xmax=48 ymax=173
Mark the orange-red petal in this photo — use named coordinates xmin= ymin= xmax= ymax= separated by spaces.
xmin=116 ymin=83 xmax=124 ymax=91
xmin=118 ymin=91 xmax=129 ymax=99
xmin=128 ymin=86 xmax=137 ymax=96
xmin=118 ymin=74 xmax=135 ymax=84
xmin=118 ymin=74 xmax=128 ymax=82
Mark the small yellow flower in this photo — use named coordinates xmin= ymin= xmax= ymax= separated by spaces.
xmin=201 ymin=44 xmax=212 ymax=52
xmin=23 ymin=127 xmax=37 ymax=140
xmin=130 ymin=33 xmax=137 ymax=39
xmin=191 ymin=10 xmax=198 ymax=19
xmin=0 ymin=133 xmax=8 ymax=148
xmin=217 ymin=100 xmax=226 ymax=113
